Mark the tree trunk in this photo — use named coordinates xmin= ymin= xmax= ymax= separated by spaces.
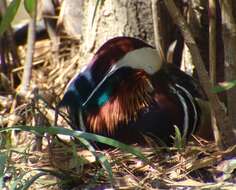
xmin=61 ymin=0 xmax=185 ymax=68
xmin=80 ymin=0 xmax=155 ymax=66
xmin=221 ymin=0 xmax=236 ymax=130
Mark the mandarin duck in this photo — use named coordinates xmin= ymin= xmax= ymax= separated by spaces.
xmin=58 ymin=36 xmax=211 ymax=146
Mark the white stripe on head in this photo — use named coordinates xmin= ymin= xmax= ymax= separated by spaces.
xmin=82 ymin=47 xmax=162 ymax=106
xmin=117 ymin=47 xmax=162 ymax=74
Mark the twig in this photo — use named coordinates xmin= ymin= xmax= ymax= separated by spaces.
xmin=40 ymin=0 xmax=59 ymax=57
xmin=209 ymin=0 xmax=221 ymax=147
xmin=151 ymin=0 xmax=165 ymax=62
xmin=209 ymin=0 xmax=217 ymax=85
xmin=20 ymin=0 xmax=38 ymax=94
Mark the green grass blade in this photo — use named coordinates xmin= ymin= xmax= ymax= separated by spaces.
xmin=0 ymin=152 xmax=7 ymax=189
xmin=16 ymin=172 xmax=47 ymax=190
xmin=212 ymin=80 xmax=236 ymax=93
xmin=173 ymin=125 xmax=184 ymax=149
xmin=24 ymin=0 xmax=37 ymax=17
xmin=78 ymin=137 xmax=113 ymax=181
xmin=0 ymin=126 xmax=147 ymax=161
xmin=0 ymin=0 xmax=21 ymax=36
xmin=0 ymin=152 xmax=7 ymax=175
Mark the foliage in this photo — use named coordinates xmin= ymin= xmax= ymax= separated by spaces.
xmin=1 ymin=0 xmax=236 ymax=189
xmin=0 ymin=125 xmax=147 ymax=187
xmin=173 ymin=125 xmax=185 ymax=149
xmin=212 ymin=80 xmax=236 ymax=93
xmin=0 ymin=126 xmax=147 ymax=161
xmin=0 ymin=0 xmax=21 ymax=36
xmin=0 ymin=131 xmax=235 ymax=189
xmin=0 ymin=150 xmax=50 ymax=190
xmin=0 ymin=0 xmax=37 ymax=36
xmin=24 ymin=0 xmax=37 ymax=17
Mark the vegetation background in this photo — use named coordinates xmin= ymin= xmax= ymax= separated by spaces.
xmin=0 ymin=0 xmax=236 ymax=189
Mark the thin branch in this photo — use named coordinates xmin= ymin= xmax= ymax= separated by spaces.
xmin=209 ymin=0 xmax=221 ymax=147
xmin=40 ymin=0 xmax=59 ymax=53
xmin=209 ymin=0 xmax=217 ymax=85
xmin=151 ymin=0 xmax=165 ymax=62
xmin=163 ymin=0 xmax=236 ymax=149
xmin=20 ymin=1 xmax=38 ymax=94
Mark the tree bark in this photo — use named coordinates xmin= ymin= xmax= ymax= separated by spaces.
xmin=80 ymin=0 xmax=155 ymax=66
xmin=62 ymin=0 xmax=184 ymax=68
xmin=221 ymin=0 xmax=236 ymax=130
